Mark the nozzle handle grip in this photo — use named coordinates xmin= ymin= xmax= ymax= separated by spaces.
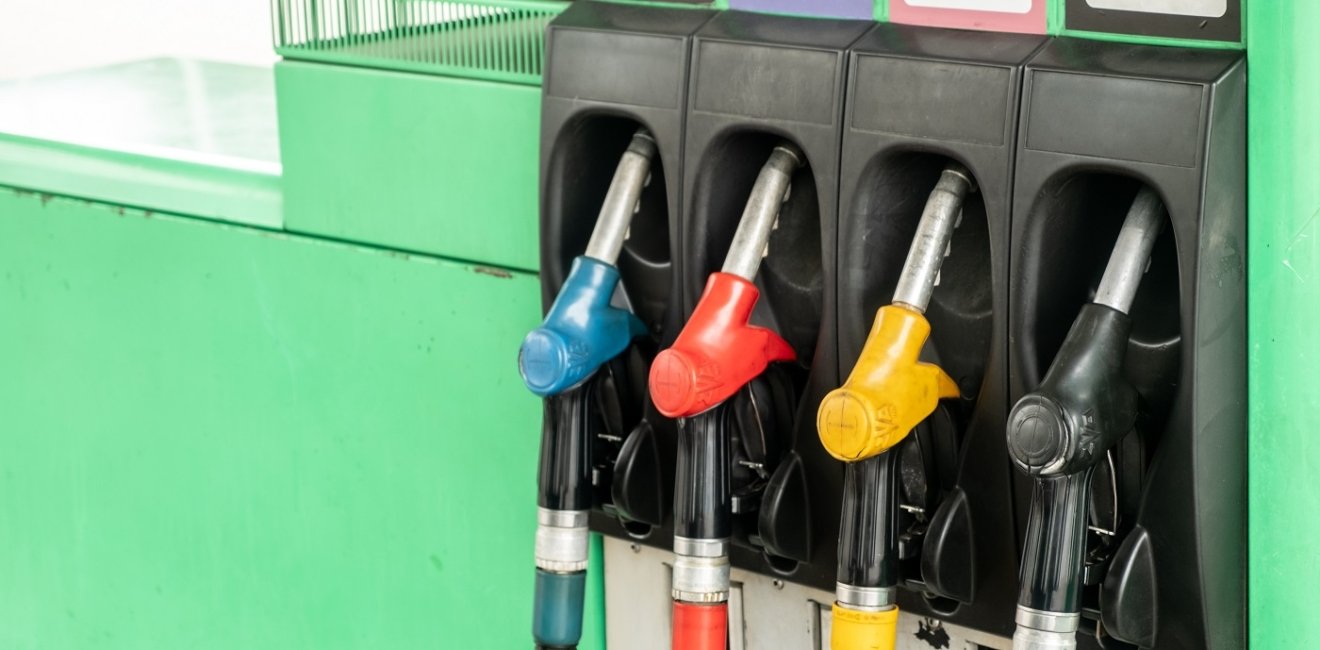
xmin=537 ymin=386 xmax=594 ymax=513
xmin=674 ymin=404 xmax=733 ymax=542
xmin=1017 ymin=471 xmax=1092 ymax=615
xmin=520 ymin=256 xmax=645 ymax=397
xmin=836 ymin=453 xmax=901 ymax=590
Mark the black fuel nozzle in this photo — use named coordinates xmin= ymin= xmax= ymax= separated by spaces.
xmin=1006 ymin=303 xmax=1138 ymax=478
xmin=1007 ymin=187 xmax=1165 ymax=650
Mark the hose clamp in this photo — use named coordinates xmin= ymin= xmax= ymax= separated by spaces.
xmin=673 ymin=536 xmax=728 ymax=558
xmin=671 ymin=554 xmax=731 ymax=603
xmin=1013 ymin=626 xmax=1078 ymax=650
xmin=535 ymin=508 xmax=590 ymax=572
xmin=835 ymin=583 xmax=896 ymax=610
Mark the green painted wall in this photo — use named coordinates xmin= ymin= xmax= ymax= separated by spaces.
xmin=0 ymin=188 xmax=603 ymax=649
xmin=1247 ymin=3 xmax=1320 ymax=647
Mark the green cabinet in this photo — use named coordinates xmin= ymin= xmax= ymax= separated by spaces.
xmin=0 ymin=189 xmax=602 ymax=649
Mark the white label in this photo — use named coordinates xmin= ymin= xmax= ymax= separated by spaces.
xmin=1086 ymin=0 xmax=1227 ymax=18
xmin=903 ymin=0 xmax=1032 ymax=14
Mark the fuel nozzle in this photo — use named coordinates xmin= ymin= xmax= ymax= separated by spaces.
xmin=522 ymin=129 xmax=657 ymax=650
xmin=519 ymin=131 xmax=656 ymax=398
xmin=649 ymin=144 xmax=802 ymax=419
xmin=818 ymin=164 xmax=971 ymax=462
xmin=654 ymin=143 xmax=803 ymax=650
xmin=819 ymin=163 xmax=974 ymax=650
xmin=1007 ymin=188 xmax=1165 ymax=650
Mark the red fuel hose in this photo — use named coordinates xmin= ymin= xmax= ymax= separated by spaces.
xmin=672 ymin=601 xmax=728 ymax=650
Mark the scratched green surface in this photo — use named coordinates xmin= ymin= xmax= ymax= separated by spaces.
xmin=1247 ymin=2 xmax=1320 ymax=647
xmin=0 ymin=188 xmax=603 ymax=649
xmin=276 ymin=61 xmax=543 ymax=272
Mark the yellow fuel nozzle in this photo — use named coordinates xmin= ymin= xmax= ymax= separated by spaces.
xmin=817 ymin=304 xmax=959 ymax=462
xmin=831 ymin=603 xmax=898 ymax=650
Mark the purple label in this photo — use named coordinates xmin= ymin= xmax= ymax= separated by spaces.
xmin=727 ymin=0 xmax=874 ymax=19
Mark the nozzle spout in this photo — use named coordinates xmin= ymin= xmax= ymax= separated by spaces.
xmin=1094 ymin=187 xmax=1165 ymax=315
xmin=720 ymin=143 xmax=804 ymax=281
xmin=584 ymin=130 xmax=658 ymax=265
xmin=892 ymin=163 xmax=975 ymax=313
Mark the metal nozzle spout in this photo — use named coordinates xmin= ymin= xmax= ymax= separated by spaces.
xmin=720 ymin=143 xmax=805 ymax=281
xmin=584 ymin=129 xmax=658 ymax=265
xmin=892 ymin=163 xmax=976 ymax=313
xmin=1094 ymin=187 xmax=1165 ymax=315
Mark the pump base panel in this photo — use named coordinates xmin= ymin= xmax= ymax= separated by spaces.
xmin=604 ymin=538 xmax=1011 ymax=649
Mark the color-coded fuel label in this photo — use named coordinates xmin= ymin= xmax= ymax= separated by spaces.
xmin=889 ymin=0 xmax=1046 ymax=34
xmin=905 ymin=0 xmax=1030 ymax=13
xmin=728 ymin=0 xmax=872 ymax=19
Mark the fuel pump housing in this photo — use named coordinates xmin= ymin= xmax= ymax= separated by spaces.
xmin=1009 ymin=38 xmax=1246 ymax=649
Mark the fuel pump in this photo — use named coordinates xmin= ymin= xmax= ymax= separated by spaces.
xmin=1005 ymin=188 xmax=1164 ymax=650
xmin=817 ymin=163 xmax=974 ymax=650
xmin=649 ymin=144 xmax=803 ymax=650
xmin=518 ymin=130 xmax=657 ymax=650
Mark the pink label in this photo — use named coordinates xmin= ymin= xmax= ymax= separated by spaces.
xmin=889 ymin=0 xmax=1046 ymax=34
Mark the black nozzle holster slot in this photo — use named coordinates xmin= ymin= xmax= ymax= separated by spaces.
xmin=837 ymin=453 xmax=901 ymax=590
xmin=674 ymin=404 xmax=733 ymax=541
xmin=1007 ymin=303 xmax=1138 ymax=478
xmin=538 ymin=385 xmax=596 ymax=512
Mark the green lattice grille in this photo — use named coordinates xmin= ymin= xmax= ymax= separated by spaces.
xmin=271 ymin=0 xmax=566 ymax=84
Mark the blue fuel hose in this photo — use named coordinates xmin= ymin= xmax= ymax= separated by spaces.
xmin=534 ymin=569 xmax=587 ymax=648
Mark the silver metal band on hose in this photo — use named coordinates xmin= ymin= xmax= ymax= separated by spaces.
xmin=673 ymin=536 xmax=729 ymax=558
xmin=892 ymin=163 xmax=975 ymax=313
xmin=538 ymin=507 xmax=589 ymax=528
xmin=720 ymin=144 xmax=804 ymax=281
xmin=835 ymin=583 xmax=897 ymax=610
xmin=1094 ymin=187 xmax=1165 ymax=315
xmin=1013 ymin=626 xmax=1078 ymax=650
xmin=584 ymin=131 xmax=657 ymax=265
xmin=534 ymin=508 xmax=590 ymax=572
xmin=1013 ymin=606 xmax=1079 ymax=650
xmin=1016 ymin=607 xmax=1080 ymax=633
xmin=671 ymin=554 xmax=731 ymax=603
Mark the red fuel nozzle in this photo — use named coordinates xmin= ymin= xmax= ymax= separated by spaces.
xmin=649 ymin=273 xmax=795 ymax=418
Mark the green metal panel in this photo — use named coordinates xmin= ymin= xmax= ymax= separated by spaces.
xmin=277 ymin=60 xmax=541 ymax=271
xmin=1248 ymin=3 xmax=1320 ymax=647
xmin=0 ymin=188 xmax=603 ymax=649
xmin=271 ymin=0 xmax=565 ymax=86
xmin=0 ymin=59 xmax=282 ymax=229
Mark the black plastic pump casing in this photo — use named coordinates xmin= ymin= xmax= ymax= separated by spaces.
xmin=538 ymin=9 xmax=1247 ymax=650
xmin=837 ymin=23 xmax=1045 ymax=637
xmin=1009 ymin=38 xmax=1246 ymax=649
xmin=541 ymin=1 xmax=715 ymax=544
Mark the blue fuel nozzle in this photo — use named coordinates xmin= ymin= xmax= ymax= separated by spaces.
xmin=519 ymin=256 xmax=646 ymax=397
